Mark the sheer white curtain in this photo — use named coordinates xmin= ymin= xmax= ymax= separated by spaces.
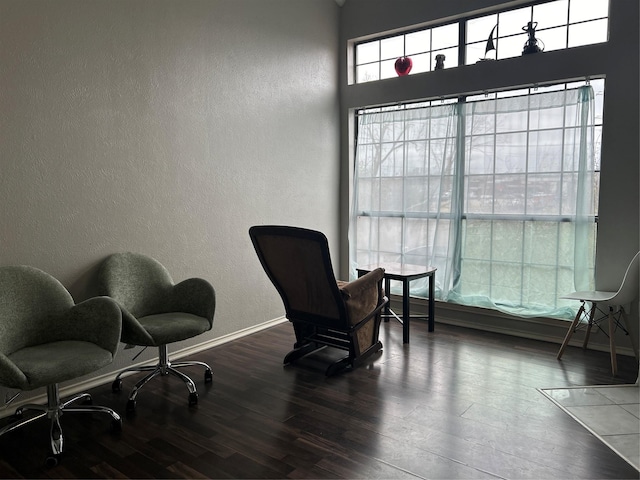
xmin=349 ymin=102 xmax=459 ymax=299
xmin=350 ymin=86 xmax=597 ymax=319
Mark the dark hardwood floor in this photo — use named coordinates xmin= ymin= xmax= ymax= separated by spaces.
xmin=0 ymin=318 xmax=638 ymax=479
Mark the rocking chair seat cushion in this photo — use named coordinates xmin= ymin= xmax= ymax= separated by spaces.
xmin=7 ymin=341 xmax=114 ymax=390
xmin=136 ymin=312 xmax=211 ymax=346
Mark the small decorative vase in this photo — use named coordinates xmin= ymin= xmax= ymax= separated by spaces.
xmin=394 ymin=56 xmax=413 ymax=76
xmin=522 ymin=21 xmax=543 ymax=55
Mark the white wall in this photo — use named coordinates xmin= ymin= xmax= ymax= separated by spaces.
xmin=0 ymin=0 xmax=340 ymax=384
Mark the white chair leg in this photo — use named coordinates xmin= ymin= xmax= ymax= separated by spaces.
xmin=608 ymin=307 xmax=617 ymax=376
xmin=582 ymin=303 xmax=596 ymax=349
xmin=558 ymin=303 xmax=585 ymax=360
xmin=619 ymin=307 xmax=639 ymax=361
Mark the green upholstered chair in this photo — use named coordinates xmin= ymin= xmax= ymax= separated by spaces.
xmin=98 ymin=252 xmax=216 ymax=412
xmin=249 ymin=225 xmax=388 ymax=376
xmin=0 ymin=265 xmax=122 ymax=467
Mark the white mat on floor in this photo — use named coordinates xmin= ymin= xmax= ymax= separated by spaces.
xmin=539 ymin=385 xmax=639 ymax=472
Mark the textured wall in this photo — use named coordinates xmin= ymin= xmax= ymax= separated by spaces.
xmin=0 ymin=0 xmax=340 ymax=386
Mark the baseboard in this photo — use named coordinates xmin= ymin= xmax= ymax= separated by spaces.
xmin=0 ymin=316 xmax=288 ymax=420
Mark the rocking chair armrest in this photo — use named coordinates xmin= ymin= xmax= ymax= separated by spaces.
xmin=339 ymin=268 xmax=385 ymax=300
xmin=339 ymin=268 xmax=386 ymax=326
xmin=351 ymin=294 xmax=388 ymax=329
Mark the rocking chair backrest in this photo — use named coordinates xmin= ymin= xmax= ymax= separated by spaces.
xmin=249 ymin=225 xmax=348 ymax=329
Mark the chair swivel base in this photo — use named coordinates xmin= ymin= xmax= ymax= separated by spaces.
xmin=112 ymin=345 xmax=213 ymax=411
xmin=0 ymin=384 xmax=122 ymax=467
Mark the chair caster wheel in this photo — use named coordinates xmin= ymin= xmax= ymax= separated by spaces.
xmin=188 ymin=392 xmax=198 ymax=406
xmin=112 ymin=379 xmax=122 ymax=393
xmin=45 ymin=454 xmax=60 ymax=467
xmin=126 ymin=399 xmax=136 ymax=412
xmin=112 ymin=418 xmax=123 ymax=432
xmin=204 ymin=369 xmax=213 ymax=383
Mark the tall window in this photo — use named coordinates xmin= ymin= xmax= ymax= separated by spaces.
xmin=350 ymin=84 xmax=600 ymax=319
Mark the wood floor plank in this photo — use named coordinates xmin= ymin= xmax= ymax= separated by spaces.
xmin=0 ymin=320 xmax=637 ymax=478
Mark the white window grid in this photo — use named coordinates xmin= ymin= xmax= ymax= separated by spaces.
xmin=354 ymin=80 xmax=603 ymax=310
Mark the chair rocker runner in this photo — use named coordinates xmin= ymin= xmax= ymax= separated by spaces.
xmin=249 ymin=225 xmax=388 ymax=376
xmin=99 ymin=252 xmax=216 ymax=412
xmin=557 ymin=251 xmax=640 ymax=376
xmin=0 ymin=266 xmax=123 ymax=466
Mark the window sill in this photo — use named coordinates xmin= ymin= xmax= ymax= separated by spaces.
xmin=389 ymin=294 xmax=637 ymax=357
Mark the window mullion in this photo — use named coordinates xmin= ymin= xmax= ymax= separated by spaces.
xmin=459 ymin=18 xmax=466 ymax=67
xmin=521 ymin=92 xmax=533 ymax=306
xmin=490 ymin=98 xmax=497 ymax=298
xmin=401 ymin=109 xmax=407 ymax=265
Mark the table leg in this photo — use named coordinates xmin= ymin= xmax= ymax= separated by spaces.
xmin=384 ymin=277 xmax=391 ymax=322
xmin=428 ymin=273 xmax=435 ymax=332
xmin=403 ymin=279 xmax=410 ymax=343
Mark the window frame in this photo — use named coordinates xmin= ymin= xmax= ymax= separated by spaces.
xmin=351 ymin=79 xmax=604 ymax=317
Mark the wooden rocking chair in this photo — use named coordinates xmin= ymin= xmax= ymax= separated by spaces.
xmin=249 ymin=225 xmax=388 ymax=376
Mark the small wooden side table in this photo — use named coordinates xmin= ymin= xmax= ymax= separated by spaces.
xmin=357 ymin=263 xmax=436 ymax=344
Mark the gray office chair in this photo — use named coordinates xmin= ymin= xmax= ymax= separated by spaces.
xmin=98 ymin=252 xmax=216 ymax=412
xmin=0 ymin=265 xmax=122 ymax=467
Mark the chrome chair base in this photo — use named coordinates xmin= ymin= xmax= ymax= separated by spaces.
xmin=0 ymin=384 xmax=122 ymax=467
xmin=112 ymin=345 xmax=213 ymax=411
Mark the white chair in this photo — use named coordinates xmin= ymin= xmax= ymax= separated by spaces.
xmin=557 ymin=251 xmax=640 ymax=376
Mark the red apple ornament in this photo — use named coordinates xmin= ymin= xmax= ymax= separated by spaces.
xmin=394 ymin=56 xmax=413 ymax=76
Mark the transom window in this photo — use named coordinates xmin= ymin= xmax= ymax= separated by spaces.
xmin=354 ymin=0 xmax=609 ymax=84
xmin=356 ymin=23 xmax=459 ymax=83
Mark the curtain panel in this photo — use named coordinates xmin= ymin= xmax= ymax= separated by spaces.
xmin=350 ymin=86 xmax=597 ymax=319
